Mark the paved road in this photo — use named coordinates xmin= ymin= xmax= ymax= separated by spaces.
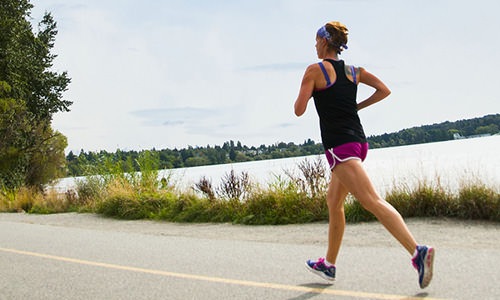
xmin=0 ymin=213 xmax=499 ymax=300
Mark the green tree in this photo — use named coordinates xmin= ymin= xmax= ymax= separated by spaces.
xmin=0 ymin=0 xmax=71 ymax=120
xmin=0 ymin=82 xmax=31 ymax=187
xmin=25 ymin=123 xmax=68 ymax=186
xmin=0 ymin=82 xmax=68 ymax=188
xmin=0 ymin=0 xmax=71 ymax=189
xmin=475 ymin=124 xmax=499 ymax=135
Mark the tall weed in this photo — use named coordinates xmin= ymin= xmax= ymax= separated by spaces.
xmin=284 ymin=157 xmax=328 ymax=198
xmin=194 ymin=176 xmax=215 ymax=201
xmin=217 ymin=169 xmax=252 ymax=201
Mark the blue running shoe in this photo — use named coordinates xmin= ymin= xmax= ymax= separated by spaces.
xmin=305 ymin=258 xmax=335 ymax=283
xmin=412 ymin=245 xmax=435 ymax=288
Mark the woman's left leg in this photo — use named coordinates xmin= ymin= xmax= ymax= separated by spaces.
xmin=333 ymin=159 xmax=417 ymax=254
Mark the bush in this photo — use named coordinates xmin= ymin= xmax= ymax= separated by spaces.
xmin=0 ymin=187 xmax=37 ymax=212
xmin=75 ymin=176 xmax=106 ymax=207
xmin=204 ymin=198 xmax=243 ymax=223
xmin=0 ymin=186 xmax=73 ymax=214
xmin=456 ymin=184 xmax=500 ymax=221
xmin=386 ymin=181 xmax=454 ymax=218
xmin=237 ymin=180 xmax=327 ymax=225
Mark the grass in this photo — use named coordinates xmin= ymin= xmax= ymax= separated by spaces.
xmin=1 ymin=155 xmax=499 ymax=224
xmin=0 ymin=186 xmax=82 ymax=214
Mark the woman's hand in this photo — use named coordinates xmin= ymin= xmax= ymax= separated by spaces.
xmin=357 ymin=68 xmax=391 ymax=111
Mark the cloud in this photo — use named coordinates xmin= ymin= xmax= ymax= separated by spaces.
xmin=275 ymin=122 xmax=295 ymax=128
xmin=238 ymin=62 xmax=307 ymax=72
xmin=131 ymin=107 xmax=215 ymax=127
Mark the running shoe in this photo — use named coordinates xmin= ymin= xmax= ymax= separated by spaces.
xmin=412 ymin=245 xmax=435 ymax=288
xmin=305 ymin=257 xmax=335 ymax=283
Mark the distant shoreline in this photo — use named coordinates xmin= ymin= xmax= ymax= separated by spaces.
xmin=54 ymin=135 xmax=500 ymax=194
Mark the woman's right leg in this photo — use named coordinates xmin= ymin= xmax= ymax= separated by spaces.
xmin=326 ymin=172 xmax=349 ymax=264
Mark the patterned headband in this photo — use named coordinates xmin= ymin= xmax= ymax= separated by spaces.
xmin=317 ymin=26 xmax=331 ymax=39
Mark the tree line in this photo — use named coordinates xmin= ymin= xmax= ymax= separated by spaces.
xmin=66 ymin=139 xmax=324 ymax=176
xmin=367 ymin=114 xmax=500 ymax=148
xmin=67 ymin=114 xmax=500 ymax=177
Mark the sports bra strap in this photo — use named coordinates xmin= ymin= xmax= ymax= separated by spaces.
xmin=318 ymin=62 xmax=331 ymax=86
xmin=350 ymin=65 xmax=357 ymax=84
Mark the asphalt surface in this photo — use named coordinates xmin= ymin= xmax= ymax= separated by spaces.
xmin=0 ymin=213 xmax=499 ymax=300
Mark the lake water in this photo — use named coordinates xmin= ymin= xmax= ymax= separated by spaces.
xmin=56 ymin=135 xmax=500 ymax=194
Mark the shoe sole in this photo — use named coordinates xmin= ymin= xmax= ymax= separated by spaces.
xmin=421 ymin=247 xmax=435 ymax=288
xmin=304 ymin=263 xmax=335 ymax=284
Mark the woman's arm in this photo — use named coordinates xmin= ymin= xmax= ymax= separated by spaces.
xmin=294 ymin=65 xmax=317 ymax=116
xmin=357 ymin=67 xmax=391 ymax=111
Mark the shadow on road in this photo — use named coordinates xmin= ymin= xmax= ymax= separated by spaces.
xmin=287 ymin=283 xmax=330 ymax=300
xmin=287 ymin=284 xmax=433 ymax=300
xmin=405 ymin=292 xmax=431 ymax=299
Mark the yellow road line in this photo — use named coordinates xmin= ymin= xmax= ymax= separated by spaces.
xmin=0 ymin=247 xmax=445 ymax=300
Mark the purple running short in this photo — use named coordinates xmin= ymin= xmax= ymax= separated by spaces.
xmin=325 ymin=142 xmax=369 ymax=170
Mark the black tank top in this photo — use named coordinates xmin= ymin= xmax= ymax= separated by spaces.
xmin=312 ymin=59 xmax=367 ymax=149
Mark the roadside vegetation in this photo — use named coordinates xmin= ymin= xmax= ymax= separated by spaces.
xmin=1 ymin=154 xmax=498 ymax=224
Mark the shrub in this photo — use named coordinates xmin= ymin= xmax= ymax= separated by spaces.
xmin=386 ymin=180 xmax=454 ymax=218
xmin=239 ymin=182 xmax=326 ymax=225
xmin=206 ymin=198 xmax=243 ymax=223
xmin=30 ymin=188 xmax=70 ymax=214
xmin=75 ymin=175 xmax=106 ymax=206
xmin=0 ymin=186 xmax=67 ymax=214
xmin=0 ymin=187 xmax=40 ymax=212
xmin=457 ymin=184 xmax=500 ymax=221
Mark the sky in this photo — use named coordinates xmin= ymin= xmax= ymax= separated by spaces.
xmin=30 ymin=0 xmax=500 ymax=153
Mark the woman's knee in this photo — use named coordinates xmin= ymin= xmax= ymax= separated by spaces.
xmin=326 ymin=178 xmax=348 ymax=211
xmin=327 ymin=195 xmax=345 ymax=212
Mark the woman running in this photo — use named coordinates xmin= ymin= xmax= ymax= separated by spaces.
xmin=294 ymin=21 xmax=435 ymax=289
